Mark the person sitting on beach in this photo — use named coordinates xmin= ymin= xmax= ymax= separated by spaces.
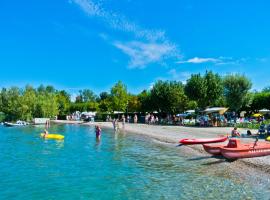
xmin=95 ymin=125 xmax=102 ymax=139
xmin=43 ymin=129 xmax=49 ymax=138
xmin=231 ymin=127 xmax=240 ymax=137
xmin=247 ymin=130 xmax=252 ymax=136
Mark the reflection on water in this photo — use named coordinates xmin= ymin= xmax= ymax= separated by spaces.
xmin=55 ymin=140 xmax=64 ymax=149
xmin=94 ymin=138 xmax=101 ymax=151
xmin=0 ymin=125 xmax=269 ymax=200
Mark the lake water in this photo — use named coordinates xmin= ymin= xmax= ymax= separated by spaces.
xmin=0 ymin=124 xmax=268 ymax=199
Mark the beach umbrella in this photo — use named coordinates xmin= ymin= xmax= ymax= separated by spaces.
xmin=204 ymin=107 xmax=228 ymax=114
xmin=253 ymin=113 xmax=263 ymax=117
xmin=218 ymin=108 xmax=228 ymax=115
xmin=176 ymin=113 xmax=188 ymax=117
xmin=259 ymin=109 xmax=270 ymax=114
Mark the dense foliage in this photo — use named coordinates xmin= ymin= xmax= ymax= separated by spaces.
xmin=0 ymin=71 xmax=269 ymax=122
xmin=151 ymin=80 xmax=188 ymax=114
xmin=223 ymin=74 xmax=252 ymax=111
xmin=185 ymin=71 xmax=223 ymax=108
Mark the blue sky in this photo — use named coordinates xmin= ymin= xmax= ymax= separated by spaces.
xmin=1 ymin=0 xmax=270 ymax=95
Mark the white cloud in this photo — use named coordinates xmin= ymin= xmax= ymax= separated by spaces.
xmin=72 ymin=0 xmax=166 ymax=42
xmin=72 ymin=0 xmax=104 ymax=17
xmin=72 ymin=0 xmax=181 ymax=67
xmin=177 ymin=57 xmax=220 ymax=64
xmin=114 ymin=41 xmax=178 ymax=68
xmin=177 ymin=56 xmax=247 ymax=66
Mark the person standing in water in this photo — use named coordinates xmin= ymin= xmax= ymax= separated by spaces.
xmin=122 ymin=115 xmax=126 ymax=129
xmin=95 ymin=125 xmax=102 ymax=140
xmin=43 ymin=129 xmax=49 ymax=138
xmin=112 ymin=119 xmax=116 ymax=131
xmin=134 ymin=114 xmax=138 ymax=123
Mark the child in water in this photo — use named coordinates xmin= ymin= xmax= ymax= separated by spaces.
xmin=95 ymin=125 xmax=102 ymax=139
xmin=43 ymin=129 xmax=49 ymax=138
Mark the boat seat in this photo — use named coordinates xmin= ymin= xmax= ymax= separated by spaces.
xmin=227 ymin=138 xmax=242 ymax=148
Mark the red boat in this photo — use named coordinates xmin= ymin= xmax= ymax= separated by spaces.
xmin=203 ymin=144 xmax=225 ymax=155
xmin=203 ymin=141 xmax=251 ymax=156
xmin=220 ymin=138 xmax=270 ymax=160
xmin=179 ymin=136 xmax=228 ymax=145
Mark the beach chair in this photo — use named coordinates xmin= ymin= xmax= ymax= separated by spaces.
xmin=258 ymin=124 xmax=266 ymax=135
xmin=266 ymin=124 xmax=270 ymax=137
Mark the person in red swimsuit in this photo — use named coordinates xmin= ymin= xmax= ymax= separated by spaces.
xmin=95 ymin=126 xmax=102 ymax=140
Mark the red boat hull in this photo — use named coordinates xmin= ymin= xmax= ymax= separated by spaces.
xmin=220 ymin=139 xmax=270 ymax=160
xmin=203 ymin=144 xmax=225 ymax=155
xmin=221 ymin=146 xmax=270 ymax=159
xmin=179 ymin=137 xmax=227 ymax=145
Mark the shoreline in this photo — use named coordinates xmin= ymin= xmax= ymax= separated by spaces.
xmin=52 ymin=120 xmax=270 ymax=183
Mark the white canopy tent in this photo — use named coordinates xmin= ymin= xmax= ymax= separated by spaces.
xmin=185 ymin=110 xmax=195 ymax=113
xmin=176 ymin=110 xmax=195 ymax=117
xmin=204 ymin=107 xmax=228 ymax=114
xmin=113 ymin=111 xmax=124 ymax=114
xmin=81 ymin=112 xmax=96 ymax=116
xmin=259 ymin=109 xmax=270 ymax=114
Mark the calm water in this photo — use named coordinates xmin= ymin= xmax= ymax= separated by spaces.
xmin=0 ymin=124 xmax=268 ymax=199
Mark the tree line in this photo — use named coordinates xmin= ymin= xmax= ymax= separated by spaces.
xmin=0 ymin=71 xmax=269 ymax=122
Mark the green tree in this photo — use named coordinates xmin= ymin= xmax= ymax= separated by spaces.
xmin=99 ymin=92 xmax=109 ymax=101
xmin=110 ymin=81 xmax=129 ymax=112
xmin=80 ymin=89 xmax=97 ymax=102
xmin=203 ymin=71 xmax=223 ymax=107
xmin=57 ymin=90 xmax=71 ymax=117
xmin=250 ymin=92 xmax=270 ymax=111
xmin=5 ymin=87 xmax=22 ymax=121
xmin=20 ymin=85 xmax=37 ymax=121
xmin=35 ymin=89 xmax=59 ymax=118
xmin=0 ymin=112 xmax=5 ymax=122
xmin=151 ymin=80 xmax=188 ymax=114
xmin=138 ymin=90 xmax=153 ymax=113
xmin=45 ymin=85 xmax=56 ymax=93
xmin=185 ymin=71 xmax=223 ymax=108
xmin=185 ymin=74 xmax=206 ymax=107
xmin=98 ymin=99 xmax=112 ymax=113
xmin=0 ymin=88 xmax=8 ymax=114
xmin=262 ymin=86 xmax=270 ymax=93
xmin=127 ymin=94 xmax=141 ymax=113
xmin=223 ymin=74 xmax=252 ymax=111
xmin=241 ymin=92 xmax=254 ymax=112
xmin=187 ymin=100 xmax=198 ymax=110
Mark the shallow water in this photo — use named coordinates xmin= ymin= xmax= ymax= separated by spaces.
xmin=0 ymin=124 xmax=268 ymax=199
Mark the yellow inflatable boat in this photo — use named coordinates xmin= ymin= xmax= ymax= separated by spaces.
xmin=40 ymin=133 xmax=64 ymax=140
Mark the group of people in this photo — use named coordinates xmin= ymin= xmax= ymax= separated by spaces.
xmin=231 ymin=125 xmax=269 ymax=138
xmin=112 ymin=115 xmax=128 ymax=131
xmin=145 ymin=114 xmax=159 ymax=125
xmin=42 ymin=119 xmax=102 ymax=141
xmin=107 ymin=114 xmax=138 ymax=124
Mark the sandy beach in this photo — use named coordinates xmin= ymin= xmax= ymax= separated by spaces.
xmin=53 ymin=120 xmax=270 ymax=184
